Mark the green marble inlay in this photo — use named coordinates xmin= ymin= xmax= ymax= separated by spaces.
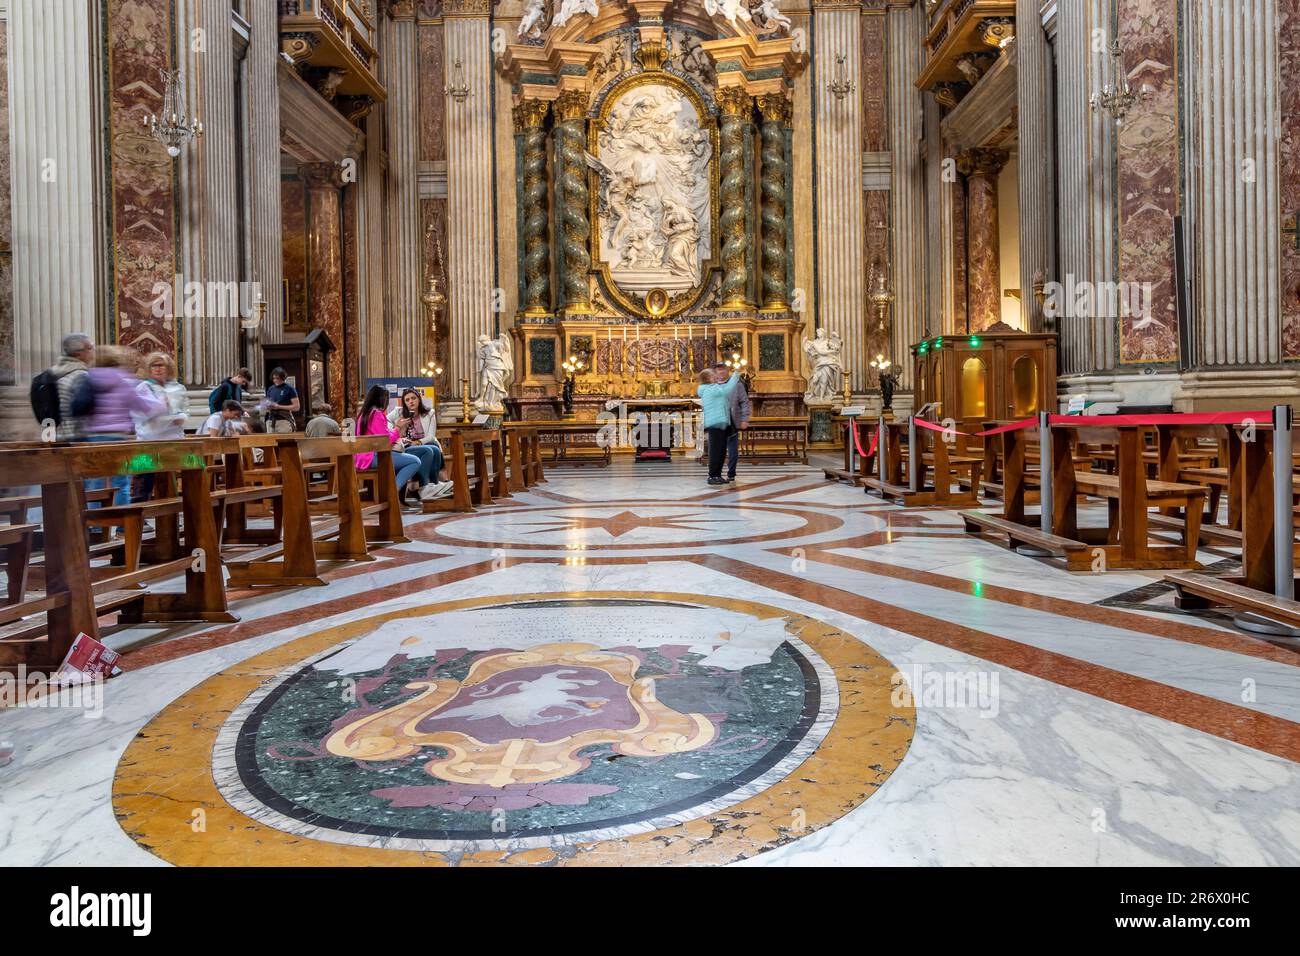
xmin=529 ymin=337 xmax=557 ymax=376
xmin=759 ymin=334 xmax=785 ymax=372
xmin=246 ymin=640 xmax=812 ymax=837
xmin=809 ymin=408 xmax=833 ymax=443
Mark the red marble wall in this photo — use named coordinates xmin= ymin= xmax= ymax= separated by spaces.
xmin=1280 ymin=0 xmax=1300 ymax=358
xmin=342 ymin=185 xmax=361 ymax=415
xmin=419 ymin=10 xmax=448 ymax=394
xmin=0 ymin=21 xmax=12 ymax=385
xmin=422 ymin=198 xmax=449 ymax=389
xmin=106 ymin=0 xmax=178 ymax=357
xmin=1116 ymin=0 xmax=1181 ymax=364
xmin=281 ymin=178 xmax=309 ymax=331
xmin=862 ymin=7 xmax=890 ymax=378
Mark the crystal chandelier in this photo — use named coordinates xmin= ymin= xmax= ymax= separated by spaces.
xmin=145 ymin=68 xmax=203 ymax=157
xmin=1089 ymin=41 xmax=1148 ymax=124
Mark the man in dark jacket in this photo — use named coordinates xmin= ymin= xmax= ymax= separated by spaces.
xmin=209 ymin=368 xmax=251 ymax=414
xmin=712 ymin=361 xmax=751 ymax=482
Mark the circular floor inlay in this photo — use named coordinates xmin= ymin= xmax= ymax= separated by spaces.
xmin=113 ymin=591 xmax=914 ymax=866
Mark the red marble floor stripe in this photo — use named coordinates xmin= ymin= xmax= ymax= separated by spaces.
xmin=122 ymin=557 xmax=499 ymax=670
xmin=743 ymin=479 xmax=845 ymax=503
xmin=691 ymin=554 xmax=1300 ymax=763
xmin=794 ymin=548 xmax=1300 ymax=668
xmin=222 ymin=547 xmax=443 ymax=602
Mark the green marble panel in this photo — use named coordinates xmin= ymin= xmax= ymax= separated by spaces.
xmin=759 ymin=334 xmax=785 ymax=372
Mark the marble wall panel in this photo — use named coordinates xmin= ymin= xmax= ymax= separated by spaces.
xmin=0 ymin=21 xmax=12 ymax=385
xmin=106 ymin=0 xmax=177 ymax=356
xmin=419 ymin=19 xmax=446 ymax=162
xmin=1115 ymin=0 xmax=1181 ymax=364
xmin=1281 ymin=0 xmax=1300 ymax=357
xmin=281 ymin=178 xmax=309 ymax=332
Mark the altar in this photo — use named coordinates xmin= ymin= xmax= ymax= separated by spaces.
xmin=622 ymin=397 xmax=700 ymax=461
xmin=497 ymin=0 xmax=810 ymax=424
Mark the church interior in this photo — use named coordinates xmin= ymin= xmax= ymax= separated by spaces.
xmin=1 ymin=0 xmax=1299 ymax=880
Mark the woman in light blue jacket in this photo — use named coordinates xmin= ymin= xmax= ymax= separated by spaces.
xmin=697 ymin=368 xmax=741 ymax=484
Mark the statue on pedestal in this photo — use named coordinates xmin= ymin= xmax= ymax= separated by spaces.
xmin=474 ymin=333 xmax=514 ymax=412
xmin=802 ymin=328 xmax=844 ymax=404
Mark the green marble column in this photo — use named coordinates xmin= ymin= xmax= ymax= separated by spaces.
xmin=515 ymin=99 xmax=551 ymax=316
xmin=758 ymin=93 xmax=790 ymax=312
xmin=718 ymin=87 xmax=753 ymax=311
xmin=553 ymin=89 xmax=592 ymax=314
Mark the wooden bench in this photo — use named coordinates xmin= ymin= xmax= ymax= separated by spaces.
xmin=534 ymin=421 xmax=613 ymax=467
xmin=862 ymin=420 xmax=983 ymax=507
xmin=503 ymin=423 xmax=547 ymax=490
xmin=824 ymin=419 xmax=876 ymax=485
xmin=736 ymin=418 xmax=809 ymax=465
xmin=226 ymin=435 xmax=406 ymax=588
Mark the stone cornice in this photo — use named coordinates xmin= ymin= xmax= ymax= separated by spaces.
xmin=278 ymin=60 xmax=366 ymax=164
xmin=701 ymin=32 xmax=808 ymax=96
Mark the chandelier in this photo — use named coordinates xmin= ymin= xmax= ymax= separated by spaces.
xmin=145 ymin=68 xmax=202 ymax=157
xmin=1089 ymin=41 xmax=1148 ymax=124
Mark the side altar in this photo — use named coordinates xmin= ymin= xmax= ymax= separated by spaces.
xmin=497 ymin=0 xmax=809 ymax=424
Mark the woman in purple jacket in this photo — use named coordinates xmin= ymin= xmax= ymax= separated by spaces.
xmin=82 ymin=345 xmax=165 ymax=505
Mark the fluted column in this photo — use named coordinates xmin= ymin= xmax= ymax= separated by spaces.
xmin=814 ymin=1 xmax=864 ymax=386
xmin=443 ymin=0 xmax=496 ymax=386
xmin=300 ymin=162 xmax=345 ymax=406
xmin=515 ymin=99 xmax=552 ymax=317
xmin=1016 ymin=0 xmax=1054 ymax=332
xmin=757 ymin=93 xmax=790 ymax=313
xmin=718 ymin=87 xmax=753 ymax=310
xmin=8 ymin=0 xmax=103 ymax=379
xmin=888 ymin=0 xmax=926 ymax=391
xmin=382 ymin=5 xmax=424 ymax=376
xmin=245 ymin=0 xmax=284 ymax=363
xmin=958 ymin=147 xmax=1008 ymax=332
xmin=176 ymin=0 xmax=240 ymax=386
xmin=553 ymin=89 xmax=591 ymax=315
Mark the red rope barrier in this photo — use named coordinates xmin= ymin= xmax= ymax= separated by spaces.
xmin=911 ymin=417 xmax=1037 ymax=439
xmin=1048 ymin=411 xmax=1271 ymax=427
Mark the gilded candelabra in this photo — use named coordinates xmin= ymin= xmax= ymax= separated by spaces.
xmin=460 ymin=377 xmax=471 ymax=423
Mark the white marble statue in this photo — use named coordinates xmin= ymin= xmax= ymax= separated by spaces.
xmin=588 ymin=84 xmax=712 ymax=295
xmin=475 ymin=333 xmax=514 ymax=411
xmin=518 ymin=0 xmax=546 ymax=38
xmin=552 ymin=0 xmax=599 ymax=30
xmin=705 ymin=0 xmax=752 ymax=28
xmin=802 ymin=328 xmax=845 ymax=404
xmin=753 ymin=0 xmax=792 ymax=33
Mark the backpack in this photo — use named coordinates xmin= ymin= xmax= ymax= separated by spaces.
xmin=69 ymin=373 xmax=97 ymax=419
xmin=30 ymin=369 xmax=62 ymax=425
xmin=208 ymin=380 xmax=231 ymax=414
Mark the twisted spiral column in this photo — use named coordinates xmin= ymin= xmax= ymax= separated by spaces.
xmin=758 ymin=93 xmax=790 ymax=312
xmin=554 ymin=89 xmax=592 ymax=315
xmin=718 ymin=87 xmax=753 ymax=311
xmin=515 ymin=99 xmax=552 ymax=316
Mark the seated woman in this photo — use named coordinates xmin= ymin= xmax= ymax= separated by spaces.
xmin=354 ymin=385 xmax=425 ymax=511
xmin=389 ymin=388 xmax=454 ymax=501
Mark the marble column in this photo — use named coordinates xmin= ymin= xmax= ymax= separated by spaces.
xmin=1016 ymin=0 xmax=1054 ymax=332
xmin=8 ymin=0 xmax=104 ymax=379
xmin=813 ymin=0 xmax=865 ymax=387
xmin=718 ymin=87 xmax=753 ymax=311
xmin=382 ymin=5 xmax=424 ymax=375
xmin=360 ymin=107 xmax=387 ymax=380
xmin=553 ymin=89 xmax=591 ymax=315
xmin=245 ymin=0 xmax=284 ymax=360
xmin=887 ymin=0 xmax=926 ymax=392
xmin=958 ymin=147 xmax=1008 ymax=332
xmin=301 ymin=162 xmax=345 ymax=407
xmin=757 ymin=93 xmax=790 ymax=313
xmin=176 ymin=0 xmax=240 ymax=386
xmin=516 ymin=99 xmax=551 ymax=317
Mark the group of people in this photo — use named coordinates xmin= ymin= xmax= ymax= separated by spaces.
xmin=696 ymin=360 xmax=752 ymax=485
xmin=33 ymin=336 xmax=440 ymax=510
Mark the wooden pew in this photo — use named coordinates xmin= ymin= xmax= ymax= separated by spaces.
xmin=534 ymin=421 xmax=613 ymax=467
xmin=824 ymin=419 xmax=877 ymax=485
xmin=502 ymin=424 xmax=547 ymax=490
xmin=225 ymin=435 xmax=405 ymax=588
xmin=862 ymin=419 xmax=983 ymax=507
xmin=0 ymin=442 xmax=235 ymax=671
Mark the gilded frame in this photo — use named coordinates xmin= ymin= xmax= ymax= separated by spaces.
xmin=587 ymin=72 xmax=721 ymax=321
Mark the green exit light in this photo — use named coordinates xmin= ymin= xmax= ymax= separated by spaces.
xmin=969 ymin=335 xmax=981 ymax=348
xmin=935 ymin=336 xmax=944 ymax=348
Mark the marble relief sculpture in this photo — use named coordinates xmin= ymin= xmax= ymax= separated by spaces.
xmin=589 ymin=84 xmax=712 ymax=295
xmin=475 ymin=333 xmax=514 ymax=411
xmin=802 ymin=328 xmax=844 ymax=403
xmin=705 ymin=0 xmax=752 ymax=28
xmin=552 ymin=0 xmax=599 ymax=30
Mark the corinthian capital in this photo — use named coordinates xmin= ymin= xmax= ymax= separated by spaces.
xmin=554 ymin=89 xmax=589 ymax=122
xmin=716 ymin=87 xmax=753 ymax=118
xmin=513 ymin=99 xmax=550 ymax=131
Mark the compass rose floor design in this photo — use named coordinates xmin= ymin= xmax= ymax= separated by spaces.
xmin=5 ymin=457 xmax=1300 ymax=865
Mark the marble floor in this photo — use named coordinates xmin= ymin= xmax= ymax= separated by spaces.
xmin=3 ymin=455 xmax=1300 ymax=866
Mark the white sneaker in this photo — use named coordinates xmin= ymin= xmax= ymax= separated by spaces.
xmin=429 ymin=481 xmax=455 ymax=499
xmin=418 ymin=483 xmax=439 ymax=501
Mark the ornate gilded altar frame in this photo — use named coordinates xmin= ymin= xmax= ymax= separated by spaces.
xmin=587 ymin=70 xmax=721 ymax=321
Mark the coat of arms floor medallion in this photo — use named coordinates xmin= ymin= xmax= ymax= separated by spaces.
xmin=113 ymin=592 xmax=915 ymax=866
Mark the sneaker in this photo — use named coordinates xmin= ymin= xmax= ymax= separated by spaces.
xmin=707 ymin=477 xmax=726 ymax=485
xmin=725 ymin=475 xmax=736 ymax=482
xmin=431 ymin=481 xmax=456 ymax=499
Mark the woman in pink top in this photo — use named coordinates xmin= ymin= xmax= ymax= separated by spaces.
xmin=355 ymin=385 xmax=425 ymax=510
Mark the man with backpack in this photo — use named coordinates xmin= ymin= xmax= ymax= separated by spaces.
xmin=208 ymin=367 xmax=252 ymax=415
xmin=30 ymin=332 xmax=95 ymax=440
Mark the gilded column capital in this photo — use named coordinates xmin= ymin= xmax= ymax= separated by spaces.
xmin=979 ymin=17 xmax=1015 ymax=48
xmin=757 ymin=92 xmax=790 ymax=125
xmin=386 ymin=0 xmax=417 ymax=19
xmin=717 ymin=87 xmax=753 ymax=118
xmin=513 ymin=98 xmax=550 ymax=132
xmin=441 ymin=0 xmax=493 ymax=17
xmin=956 ymin=146 xmax=1010 ymax=179
xmin=554 ymin=89 xmax=589 ymax=122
